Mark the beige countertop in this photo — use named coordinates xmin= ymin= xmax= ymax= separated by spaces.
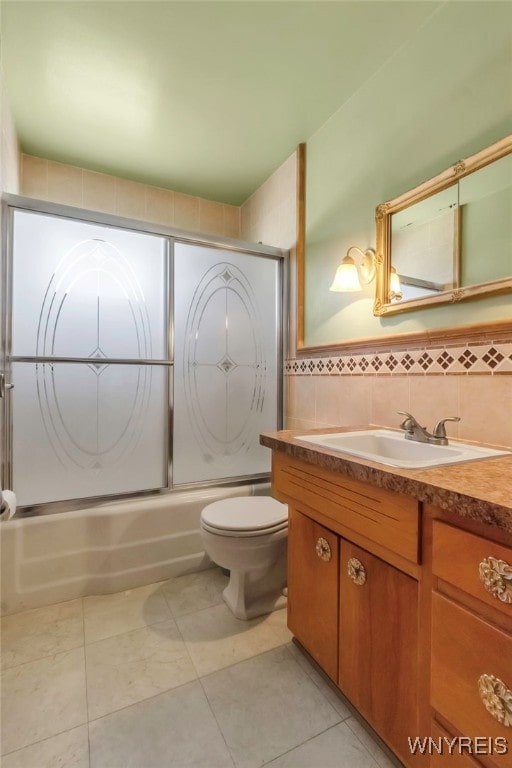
xmin=260 ymin=426 xmax=512 ymax=535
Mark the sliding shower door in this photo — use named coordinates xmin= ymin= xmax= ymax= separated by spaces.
xmin=9 ymin=210 xmax=170 ymax=506
xmin=3 ymin=202 xmax=284 ymax=511
xmin=173 ymin=242 xmax=281 ymax=485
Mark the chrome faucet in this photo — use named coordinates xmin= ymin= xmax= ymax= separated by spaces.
xmin=398 ymin=412 xmax=460 ymax=446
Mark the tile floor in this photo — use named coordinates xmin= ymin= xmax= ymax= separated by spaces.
xmin=0 ymin=568 xmax=401 ymax=767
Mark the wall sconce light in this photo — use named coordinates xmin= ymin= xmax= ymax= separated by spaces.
xmin=389 ymin=267 xmax=403 ymax=302
xmin=329 ymin=247 xmax=376 ymax=293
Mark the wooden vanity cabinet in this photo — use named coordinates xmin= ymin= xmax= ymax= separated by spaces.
xmin=340 ymin=540 xmax=419 ymax=763
xmin=430 ymin=520 xmax=512 ymax=768
xmin=287 ymin=507 xmax=339 ymax=681
xmin=429 ymin=722 xmax=483 ymax=768
xmin=270 ymin=446 xmax=512 ymax=768
xmin=273 ymin=453 xmax=422 ymax=765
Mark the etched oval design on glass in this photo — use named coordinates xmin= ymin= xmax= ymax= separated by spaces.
xmin=183 ymin=262 xmax=266 ymax=461
xmin=35 ymin=238 xmax=153 ymax=470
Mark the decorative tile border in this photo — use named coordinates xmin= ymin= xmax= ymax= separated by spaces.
xmin=285 ymin=341 xmax=512 ymax=376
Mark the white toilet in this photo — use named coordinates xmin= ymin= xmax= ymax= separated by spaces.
xmin=200 ymin=496 xmax=288 ymax=620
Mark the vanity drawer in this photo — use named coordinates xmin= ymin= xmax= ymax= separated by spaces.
xmin=272 ymin=453 xmax=419 ymax=563
xmin=430 ymin=722 xmax=484 ymax=767
xmin=431 ymin=592 xmax=512 ymax=763
xmin=432 ymin=522 xmax=512 ymax=618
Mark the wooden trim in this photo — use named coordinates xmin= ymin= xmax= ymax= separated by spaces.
xmin=296 ymin=143 xmax=306 ymax=350
xmin=374 ymin=134 xmax=512 ymax=317
xmin=376 ymin=278 xmax=512 ymax=318
xmin=296 ymin=134 xmax=512 ymax=355
xmin=294 ymin=318 xmax=512 ymax=357
xmin=288 ymin=506 xmax=339 ymax=681
xmin=453 ymin=206 xmax=462 ymax=289
xmin=418 ymin=509 xmax=434 ymax=756
xmin=379 ymin=135 xmax=512 ymax=217
xmin=272 ymin=452 xmax=421 ymax=576
xmin=432 ymin=520 xmax=512 ymax=626
xmin=430 ymin=722 xmax=483 ymax=767
xmin=431 ymin=593 xmax=512 ymax=750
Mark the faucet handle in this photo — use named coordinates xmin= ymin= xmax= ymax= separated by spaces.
xmin=397 ymin=411 xmax=420 ymax=430
xmin=432 ymin=416 xmax=461 ymax=439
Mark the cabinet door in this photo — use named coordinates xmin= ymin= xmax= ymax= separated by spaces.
xmin=430 ymin=722 xmax=486 ymax=768
xmin=339 ymin=540 xmax=419 ymax=764
xmin=288 ymin=507 xmax=339 ymax=681
xmin=431 ymin=592 xmax=512 ymax=767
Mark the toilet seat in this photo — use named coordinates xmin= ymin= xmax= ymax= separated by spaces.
xmin=201 ymin=519 xmax=288 ymax=537
xmin=200 ymin=497 xmax=288 ymax=538
xmin=200 ymin=495 xmax=288 ymax=618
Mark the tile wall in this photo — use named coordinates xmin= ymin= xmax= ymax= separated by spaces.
xmin=240 ymin=152 xmax=297 ymax=251
xmin=20 ymin=154 xmax=240 ymax=239
xmin=240 ymin=150 xmax=298 ymax=358
xmin=0 ymin=75 xmax=20 ymax=194
xmin=239 ymin=153 xmax=511 ymax=449
xmin=17 ymin=144 xmax=512 ymax=449
xmin=286 ymin=340 xmax=512 ymax=449
xmin=0 ymin=72 xmax=20 ymax=309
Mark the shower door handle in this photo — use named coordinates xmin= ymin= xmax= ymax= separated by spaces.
xmin=0 ymin=374 xmax=14 ymax=398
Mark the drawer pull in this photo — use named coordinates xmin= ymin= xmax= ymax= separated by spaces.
xmin=479 ymin=556 xmax=512 ymax=604
xmin=316 ymin=537 xmax=331 ymax=562
xmin=478 ymin=674 xmax=512 ymax=727
xmin=347 ymin=557 xmax=367 ymax=585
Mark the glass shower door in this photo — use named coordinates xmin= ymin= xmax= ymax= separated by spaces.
xmin=9 ymin=210 xmax=170 ymax=506
xmin=173 ymin=242 xmax=282 ymax=485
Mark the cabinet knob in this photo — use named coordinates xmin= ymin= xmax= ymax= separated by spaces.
xmin=315 ymin=537 xmax=331 ymax=562
xmin=478 ymin=674 xmax=512 ymax=727
xmin=347 ymin=557 xmax=366 ymax=585
xmin=479 ymin=556 xmax=512 ymax=604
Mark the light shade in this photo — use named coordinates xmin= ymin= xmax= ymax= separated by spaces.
xmin=389 ymin=267 xmax=403 ymax=301
xmin=329 ymin=256 xmax=362 ymax=292
xmin=329 ymin=247 xmax=376 ymax=294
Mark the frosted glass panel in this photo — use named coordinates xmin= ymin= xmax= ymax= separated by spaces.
xmin=9 ymin=209 xmax=170 ymax=506
xmin=173 ymin=243 xmax=280 ymax=485
xmin=7 ymin=206 xmax=282 ymax=506
xmin=12 ymin=210 xmax=168 ymax=359
xmin=12 ymin=363 xmax=168 ymax=505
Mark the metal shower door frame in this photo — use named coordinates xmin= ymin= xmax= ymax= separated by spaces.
xmin=0 ymin=194 xmax=287 ymax=516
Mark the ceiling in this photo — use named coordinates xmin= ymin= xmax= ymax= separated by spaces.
xmin=2 ymin=1 xmax=441 ymax=205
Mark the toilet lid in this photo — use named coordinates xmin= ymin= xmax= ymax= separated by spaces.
xmin=201 ymin=497 xmax=288 ymax=533
xmin=201 ymin=518 xmax=288 ymax=538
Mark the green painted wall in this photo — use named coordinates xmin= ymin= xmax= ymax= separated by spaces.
xmin=1 ymin=1 xmax=438 ymax=205
xmin=461 ymin=186 xmax=512 ymax=286
xmin=304 ymin=2 xmax=512 ymax=347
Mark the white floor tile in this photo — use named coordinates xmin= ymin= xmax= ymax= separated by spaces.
xmin=86 ymin=618 xmax=198 ymax=719
xmin=162 ymin=567 xmax=228 ymax=617
xmin=264 ymin=721 xmax=380 ymax=767
xmin=83 ymin=582 xmax=171 ymax=643
xmin=345 ymin=717 xmax=402 ymax=768
xmin=89 ymin=681 xmax=234 ymax=768
xmin=0 ymin=599 xmax=84 ymax=669
xmin=264 ymin=606 xmax=293 ymax=644
xmin=202 ymin=646 xmax=342 ymax=768
xmin=176 ymin=602 xmax=283 ymax=676
xmin=1 ymin=725 xmax=89 ymax=768
xmin=1 ymin=648 xmax=87 ymax=754
xmin=0 ymin=572 xmax=399 ymax=768
xmin=286 ymin=641 xmax=352 ymax=719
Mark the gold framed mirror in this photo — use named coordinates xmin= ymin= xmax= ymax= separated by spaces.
xmin=374 ymin=135 xmax=512 ymax=316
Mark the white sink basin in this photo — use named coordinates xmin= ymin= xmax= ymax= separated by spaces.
xmin=295 ymin=429 xmax=510 ymax=469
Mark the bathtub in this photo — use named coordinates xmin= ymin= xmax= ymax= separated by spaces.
xmin=0 ymin=483 xmax=268 ymax=616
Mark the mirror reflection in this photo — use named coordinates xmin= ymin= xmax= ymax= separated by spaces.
xmin=391 ymin=184 xmax=459 ymax=300
xmin=375 ymin=136 xmax=512 ymax=315
xmin=459 ymin=153 xmax=512 ymax=286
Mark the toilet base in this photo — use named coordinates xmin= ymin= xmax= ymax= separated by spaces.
xmin=222 ymin=560 xmax=287 ymax=620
